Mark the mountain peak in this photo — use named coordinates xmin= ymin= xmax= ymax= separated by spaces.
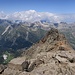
xmin=40 ymin=28 xmax=66 ymax=45
xmin=45 ymin=28 xmax=59 ymax=38
xmin=40 ymin=28 xmax=59 ymax=43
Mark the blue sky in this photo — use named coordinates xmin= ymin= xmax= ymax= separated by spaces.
xmin=0 ymin=0 xmax=75 ymax=14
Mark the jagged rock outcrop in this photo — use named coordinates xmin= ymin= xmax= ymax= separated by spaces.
xmin=23 ymin=28 xmax=73 ymax=58
xmin=1 ymin=28 xmax=75 ymax=75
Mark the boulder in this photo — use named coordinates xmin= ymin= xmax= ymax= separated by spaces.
xmin=8 ymin=57 xmax=28 ymax=71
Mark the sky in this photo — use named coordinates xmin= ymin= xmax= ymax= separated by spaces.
xmin=0 ymin=0 xmax=75 ymax=14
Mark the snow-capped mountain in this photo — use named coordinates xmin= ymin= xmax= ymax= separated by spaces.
xmin=0 ymin=10 xmax=60 ymax=22
xmin=0 ymin=10 xmax=75 ymax=23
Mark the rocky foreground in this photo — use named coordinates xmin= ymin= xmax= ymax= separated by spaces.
xmin=1 ymin=28 xmax=75 ymax=75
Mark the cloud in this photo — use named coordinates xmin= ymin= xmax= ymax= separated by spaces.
xmin=0 ymin=10 xmax=75 ymax=23
xmin=0 ymin=11 xmax=7 ymax=19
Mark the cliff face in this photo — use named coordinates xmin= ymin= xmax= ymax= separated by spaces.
xmin=1 ymin=28 xmax=75 ymax=75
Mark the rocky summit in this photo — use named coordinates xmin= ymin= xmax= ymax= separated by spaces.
xmin=1 ymin=28 xmax=75 ymax=75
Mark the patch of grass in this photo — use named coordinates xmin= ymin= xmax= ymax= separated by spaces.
xmin=3 ymin=51 xmax=14 ymax=64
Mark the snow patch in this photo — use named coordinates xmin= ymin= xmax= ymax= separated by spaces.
xmin=2 ymin=25 xmax=10 ymax=35
xmin=3 ymin=54 xmax=7 ymax=60
xmin=26 ymin=31 xmax=29 ymax=40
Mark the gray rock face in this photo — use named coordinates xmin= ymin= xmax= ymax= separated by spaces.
xmin=2 ymin=28 xmax=75 ymax=75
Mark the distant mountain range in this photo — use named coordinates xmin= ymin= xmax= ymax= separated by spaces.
xmin=0 ymin=19 xmax=75 ymax=51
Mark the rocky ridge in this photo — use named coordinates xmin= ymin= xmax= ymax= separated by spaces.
xmin=1 ymin=28 xmax=75 ymax=75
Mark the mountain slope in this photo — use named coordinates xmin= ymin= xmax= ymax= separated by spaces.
xmin=0 ymin=20 xmax=47 ymax=64
xmin=22 ymin=28 xmax=73 ymax=58
xmin=0 ymin=25 xmax=46 ymax=50
xmin=2 ymin=28 xmax=75 ymax=75
xmin=0 ymin=19 xmax=75 ymax=65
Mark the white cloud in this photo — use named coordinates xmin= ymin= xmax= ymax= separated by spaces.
xmin=0 ymin=10 xmax=75 ymax=23
xmin=3 ymin=10 xmax=60 ymax=22
xmin=0 ymin=11 xmax=7 ymax=19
